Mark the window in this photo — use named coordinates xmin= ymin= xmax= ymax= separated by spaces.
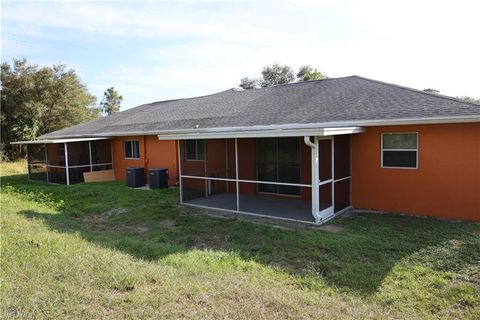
xmin=257 ymin=137 xmax=301 ymax=196
xmin=185 ymin=140 xmax=205 ymax=161
xmin=382 ymin=133 xmax=418 ymax=168
xmin=124 ymin=140 xmax=140 ymax=159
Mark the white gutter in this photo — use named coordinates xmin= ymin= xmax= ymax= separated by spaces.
xmin=304 ymin=136 xmax=321 ymax=223
xmin=157 ymin=127 xmax=364 ymax=140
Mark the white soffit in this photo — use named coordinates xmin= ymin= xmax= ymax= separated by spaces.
xmin=157 ymin=126 xmax=364 ymax=140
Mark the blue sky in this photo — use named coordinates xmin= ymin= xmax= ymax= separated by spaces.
xmin=2 ymin=0 xmax=480 ymax=110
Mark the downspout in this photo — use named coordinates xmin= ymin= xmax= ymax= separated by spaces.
xmin=304 ymin=136 xmax=321 ymax=223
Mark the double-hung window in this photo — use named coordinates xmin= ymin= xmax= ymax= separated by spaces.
xmin=124 ymin=140 xmax=140 ymax=159
xmin=381 ymin=133 xmax=418 ymax=169
xmin=185 ymin=139 xmax=205 ymax=161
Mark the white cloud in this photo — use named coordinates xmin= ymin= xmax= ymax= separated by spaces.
xmin=2 ymin=0 xmax=479 ymax=109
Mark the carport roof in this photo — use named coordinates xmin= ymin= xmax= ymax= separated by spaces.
xmin=38 ymin=75 xmax=480 ymax=140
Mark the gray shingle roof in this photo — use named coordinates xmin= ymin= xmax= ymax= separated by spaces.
xmin=39 ymin=76 xmax=480 ymax=139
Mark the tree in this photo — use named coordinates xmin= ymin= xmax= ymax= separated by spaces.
xmin=423 ymin=88 xmax=440 ymax=94
xmin=422 ymin=88 xmax=480 ymax=104
xmin=457 ymin=96 xmax=480 ymax=105
xmin=239 ymin=77 xmax=257 ymax=90
xmin=1 ymin=58 xmax=98 ymax=160
xmin=296 ymin=65 xmax=327 ymax=81
xmin=260 ymin=63 xmax=295 ymax=87
xmin=100 ymin=87 xmax=123 ymax=115
xmin=239 ymin=63 xmax=326 ymax=88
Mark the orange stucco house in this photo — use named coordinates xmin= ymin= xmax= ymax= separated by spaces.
xmin=15 ymin=76 xmax=480 ymax=223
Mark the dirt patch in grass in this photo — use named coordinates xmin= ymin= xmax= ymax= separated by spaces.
xmin=159 ymin=219 xmax=176 ymax=228
xmin=129 ymin=225 xmax=150 ymax=234
xmin=83 ymin=207 xmax=129 ymax=227
xmin=83 ymin=212 xmax=150 ymax=234
xmin=106 ymin=207 xmax=129 ymax=216
xmin=318 ymin=224 xmax=344 ymax=233
xmin=83 ymin=213 xmax=109 ymax=230
xmin=187 ymin=234 xmax=225 ymax=250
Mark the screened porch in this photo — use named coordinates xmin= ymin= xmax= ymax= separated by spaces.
xmin=177 ymin=135 xmax=352 ymax=224
xmin=25 ymin=138 xmax=113 ymax=185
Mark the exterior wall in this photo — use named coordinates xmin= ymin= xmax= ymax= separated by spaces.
xmin=67 ymin=122 xmax=479 ymax=221
xmin=351 ymin=123 xmax=480 ymax=221
xmin=112 ymin=136 xmax=178 ymax=186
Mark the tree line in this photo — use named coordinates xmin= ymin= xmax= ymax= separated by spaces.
xmin=240 ymin=64 xmax=480 ymax=106
xmin=423 ymin=88 xmax=480 ymax=104
xmin=1 ymin=58 xmax=122 ymax=160
xmin=239 ymin=63 xmax=327 ymax=89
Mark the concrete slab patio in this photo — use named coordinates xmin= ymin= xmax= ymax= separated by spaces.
xmin=184 ymin=193 xmax=316 ymax=223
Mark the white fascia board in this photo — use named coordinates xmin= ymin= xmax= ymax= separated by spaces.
xmin=157 ymin=127 xmax=364 ymax=140
xmin=10 ymin=137 xmax=110 ymax=145
xmin=352 ymin=115 xmax=480 ymax=126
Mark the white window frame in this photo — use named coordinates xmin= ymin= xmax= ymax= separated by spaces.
xmin=185 ymin=139 xmax=205 ymax=161
xmin=381 ymin=132 xmax=418 ymax=169
xmin=124 ymin=140 xmax=140 ymax=160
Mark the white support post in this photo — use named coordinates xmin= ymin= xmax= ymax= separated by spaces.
xmin=64 ymin=142 xmax=70 ymax=186
xmin=304 ymin=136 xmax=320 ymax=223
xmin=235 ymin=138 xmax=240 ymax=212
xmin=88 ymin=141 xmax=93 ymax=172
xmin=177 ymin=140 xmax=183 ymax=204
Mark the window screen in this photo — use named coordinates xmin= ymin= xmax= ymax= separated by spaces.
xmin=185 ymin=140 xmax=205 ymax=160
xmin=382 ymin=133 xmax=418 ymax=168
xmin=257 ymin=137 xmax=301 ymax=196
xmin=124 ymin=140 xmax=140 ymax=159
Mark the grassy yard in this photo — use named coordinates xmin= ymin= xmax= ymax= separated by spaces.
xmin=1 ymin=162 xmax=479 ymax=319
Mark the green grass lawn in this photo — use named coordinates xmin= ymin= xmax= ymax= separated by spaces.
xmin=1 ymin=162 xmax=479 ymax=319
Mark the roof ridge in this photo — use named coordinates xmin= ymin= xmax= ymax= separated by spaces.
xmin=352 ymin=75 xmax=480 ymax=107
xmin=126 ymin=76 xmax=356 ymax=106
xmin=139 ymin=88 xmax=238 ymax=107
xmin=141 ymin=98 xmax=183 ymax=106
xmin=253 ymin=75 xmax=355 ymax=91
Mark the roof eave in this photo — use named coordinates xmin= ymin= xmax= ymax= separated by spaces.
xmin=31 ymin=115 xmax=480 ymax=140
xmin=157 ymin=126 xmax=364 ymax=140
xmin=10 ymin=137 xmax=111 ymax=145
